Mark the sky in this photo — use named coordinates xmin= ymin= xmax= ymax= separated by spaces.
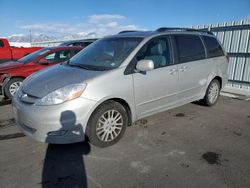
xmin=0 ymin=0 xmax=249 ymax=38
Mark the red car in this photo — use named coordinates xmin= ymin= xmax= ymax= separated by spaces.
xmin=0 ymin=38 xmax=42 ymax=63
xmin=0 ymin=46 xmax=83 ymax=99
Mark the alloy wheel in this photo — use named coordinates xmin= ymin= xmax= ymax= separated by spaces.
xmin=9 ymin=81 xmax=22 ymax=96
xmin=208 ymin=82 xmax=219 ymax=104
xmin=96 ymin=109 xmax=123 ymax=142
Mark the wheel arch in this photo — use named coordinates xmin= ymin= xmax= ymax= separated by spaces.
xmin=200 ymin=75 xmax=223 ymax=100
xmin=85 ymin=97 xmax=132 ymax=147
xmin=87 ymin=97 xmax=134 ymax=127
xmin=9 ymin=76 xmax=26 ymax=80
xmin=3 ymin=76 xmax=25 ymax=89
xmin=202 ymin=77 xmax=221 ymax=106
xmin=2 ymin=76 xmax=25 ymax=97
xmin=106 ymin=98 xmax=133 ymax=126
xmin=213 ymin=76 xmax=222 ymax=88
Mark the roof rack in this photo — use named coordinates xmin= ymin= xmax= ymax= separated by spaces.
xmin=118 ymin=30 xmax=139 ymax=34
xmin=156 ymin=27 xmax=214 ymax=35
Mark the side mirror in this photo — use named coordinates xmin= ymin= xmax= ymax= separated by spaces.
xmin=38 ymin=58 xmax=49 ymax=65
xmin=136 ymin=59 xmax=154 ymax=72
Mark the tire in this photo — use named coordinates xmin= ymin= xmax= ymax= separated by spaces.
xmin=202 ymin=79 xmax=221 ymax=106
xmin=86 ymin=101 xmax=128 ymax=147
xmin=4 ymin=78 xmax=24 ymax=99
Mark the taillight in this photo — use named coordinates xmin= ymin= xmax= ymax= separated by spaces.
xmin=225 ymin=54 xmax=230 ymax=63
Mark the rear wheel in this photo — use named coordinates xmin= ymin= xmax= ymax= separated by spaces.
xmin=86 ymin=101 xmax=128 ymax=147
xmin=202 ymin=79 xmax=221 ymax=106
xmin=4 ymin=78 xmax=23 ymax=99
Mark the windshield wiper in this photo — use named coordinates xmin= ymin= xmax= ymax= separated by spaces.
xmin=68 ymin=63 xmax=112 ymax=71
xmin=60 ymin=60 xmax=69 ymax=65
xmin=68 ymin=63 xmax=91 ymax=70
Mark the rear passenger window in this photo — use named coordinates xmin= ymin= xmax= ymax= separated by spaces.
xmin=174 ymin=35 xmax=205 ymax=63
xmin=202 ymin=36 xmax=224 ymax=58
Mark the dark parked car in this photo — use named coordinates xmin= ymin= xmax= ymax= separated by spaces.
xmin=0 ymin=46 xmax=83 ymax=99
xmin=59 ymin=39 xmax=98 ymax=48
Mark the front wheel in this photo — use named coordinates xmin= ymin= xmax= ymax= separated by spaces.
xmin=4 ymin=78 xmax=24 ymax=99
xmin=202 ymin=79 xmax=221 ymax=106
xmin=86 ymin=101 xmax=128 ymax=147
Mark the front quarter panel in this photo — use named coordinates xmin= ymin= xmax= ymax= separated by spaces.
xmin=0 ymin=63 xmax=37 ymax=78
xmin=16 ymin=63 xmax=46 ymax=78
xmin=82 ymin=68 xmax=136 ymax=122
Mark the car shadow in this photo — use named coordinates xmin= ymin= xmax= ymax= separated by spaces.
xmin=41 ymin=110 xmax=91 ymax=188
xmin=0 ymin=99 xmax=11 ymax=106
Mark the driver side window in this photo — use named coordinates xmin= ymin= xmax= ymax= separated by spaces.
xmin=0 ymin=40 xmax=4 ymax=47
xmin=45 ymin=53 xmax=56 ymax=61
xmin=39 ymin=50 xmax=72 ymax=64
xmin=136 ymin=36 xmax=173 ymax=69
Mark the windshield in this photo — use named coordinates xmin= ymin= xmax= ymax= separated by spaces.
xmin=69 ymin=37 xmax=142 ymax=70
xmin=18 ymin=48 xmax=50 ymax=64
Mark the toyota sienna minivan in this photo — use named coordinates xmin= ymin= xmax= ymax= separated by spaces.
xmin=12 ymin=28 xmax=229 ymax=147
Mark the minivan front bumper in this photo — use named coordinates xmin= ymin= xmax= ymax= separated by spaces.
xmin=12 ymin=95 xmax=97 ymax=144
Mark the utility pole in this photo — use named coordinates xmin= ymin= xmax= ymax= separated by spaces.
xmin=29 ymin=29 xmax=32 ymax=45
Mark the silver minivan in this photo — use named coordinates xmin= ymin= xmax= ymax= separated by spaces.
xmin=12 ymin=28 xmax=229 ymax=147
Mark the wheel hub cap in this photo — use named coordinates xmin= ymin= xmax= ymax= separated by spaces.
xmin=9 ymin=82 xmax=22 ymax=96
xmin=96 ymin=110 xmax=123 ymax=142
xmin=208 ymin=82 xmax=219 ymax=104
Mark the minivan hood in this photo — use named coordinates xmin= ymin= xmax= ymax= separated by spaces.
xmin=0 ymin=61 xmax=23 ymax=71
xmin=22 ymin=64 xmax=104 ymax=98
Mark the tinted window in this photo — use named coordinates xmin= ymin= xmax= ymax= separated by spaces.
xmin=136 ymin=37 xmax=173 ymax=69
xmin=202 ymin=36 xmax=224 ymax=58
xmin=65 ymin=42 xmax=93 ymax=47
xmin=71 ymin=49 xmax=81 ymax=56
xmin=71 ymin=42 xmax=83 ymax=47
xmin=0 ymin=40 xmax=4 ymax=47
xmin=84 ymin=42 xmax=92 ymax=47
xmin=174 ymin=35 xmax=205 ymax=63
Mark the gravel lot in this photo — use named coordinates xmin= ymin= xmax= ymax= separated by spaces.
xmin=0 ymin=95 xmax=250 ymax=188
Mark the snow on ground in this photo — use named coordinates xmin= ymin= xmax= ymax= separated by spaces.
xmin=9 ymin=42 xmax=31 ymax=47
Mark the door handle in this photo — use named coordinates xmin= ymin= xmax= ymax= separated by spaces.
xmin=179 ymin=66 xmax=187 ymax=72
xmin=169 ymin=69 xmax=178 ymax=75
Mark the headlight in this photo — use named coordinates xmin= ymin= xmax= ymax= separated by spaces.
xmin=35 ymin=84 xmax=87 ymax=106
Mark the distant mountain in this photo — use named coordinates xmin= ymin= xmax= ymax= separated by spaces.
xmin=8 ymin=32 xmax=99 ymax=43
xmin=61 ymin=32 xmax=99 ymax=40
xmin=8 ymin=34 xmax=56 ymax=43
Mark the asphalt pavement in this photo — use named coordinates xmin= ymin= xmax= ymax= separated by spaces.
xmin=0 ymin=95 xmax=250 ymax=188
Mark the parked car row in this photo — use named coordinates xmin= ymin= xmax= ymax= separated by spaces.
xmin=0 ymin=38 xmax=97 ymax=64
xmin=12 ymin=28 xmax=229 ymax=147
xmin=0 ymin=38 xmax=98 ymax=99
xmin=0 ymin=46 xmax=83 ymax=99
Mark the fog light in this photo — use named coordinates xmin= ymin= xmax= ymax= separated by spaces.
xmin=48 ymin=130 xmax=67 ymax=136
